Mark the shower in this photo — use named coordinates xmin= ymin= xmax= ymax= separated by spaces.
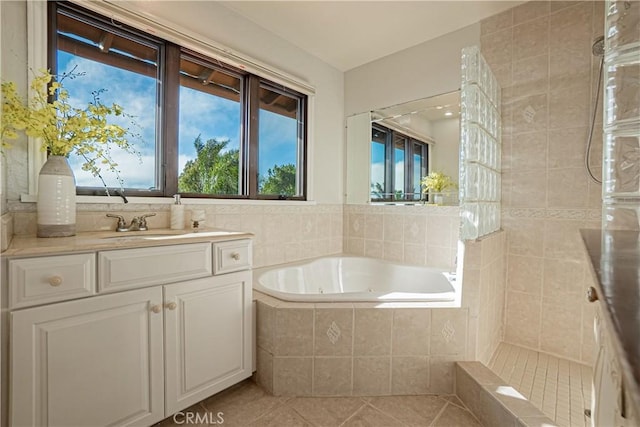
xmin=586 ymin=35 xmax=605 ymax=184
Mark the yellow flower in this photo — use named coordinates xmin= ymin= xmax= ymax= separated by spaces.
xmin=1 ymin=69 xmax=141 ymax=189
xmin=421 ymin=172 xmax=458 ymax=193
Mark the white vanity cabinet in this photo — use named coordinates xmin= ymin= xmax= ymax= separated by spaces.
xmin=7 ymin=238 xmax=253 ymax=427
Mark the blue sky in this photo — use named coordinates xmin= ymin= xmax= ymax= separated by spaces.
xmin=58 ymin=51 xmax=298 ymax=191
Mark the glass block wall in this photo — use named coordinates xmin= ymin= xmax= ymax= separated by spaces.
xmin=459 ymin=46 xmax=502 ymax=240
xmin=602 ymin=0 xmax=640 ymax=230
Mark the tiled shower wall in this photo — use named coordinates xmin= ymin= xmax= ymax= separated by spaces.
xmin=343 ymin=205 xmax=460 ymax=271
xmin=9 ymin=202 xmax=343 ymax=268
xmin=462 ymin=230 xmax=507 ymax=365
xmin=480 ymin=1 xmax=604 ymax=364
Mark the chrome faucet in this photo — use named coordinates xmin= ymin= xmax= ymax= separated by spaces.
xmin=106 ymin=213 xmax=156 ymax=232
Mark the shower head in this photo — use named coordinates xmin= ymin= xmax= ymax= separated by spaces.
xmin=593 ymin=36 xmax=605 ymax=56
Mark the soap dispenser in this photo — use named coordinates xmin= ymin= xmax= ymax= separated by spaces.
xmin=170 ymin=194 xmax=185 ymax=230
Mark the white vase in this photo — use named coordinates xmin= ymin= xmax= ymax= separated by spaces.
xmin=433 ymin=194 xmax=444 ymax=205
xmin=37 ymin=156 xmax=76 ymax=237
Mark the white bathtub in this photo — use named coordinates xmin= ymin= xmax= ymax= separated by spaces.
xmin=253 ymin=256 xmax=456 ymax=303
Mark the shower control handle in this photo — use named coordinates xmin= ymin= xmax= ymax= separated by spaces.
xmin=587 ymin=286 xmax=599 ymax=303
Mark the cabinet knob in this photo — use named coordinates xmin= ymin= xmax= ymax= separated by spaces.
xmin=587 ymin=286 xmax=599 ymax=303
xmin=150 ymin=304 xmax=162 ymax=314
xmin=166 ymin=302 xmax=177 ymax=310
xmin=48 ymin=276 xmax=63 ymax=287
xmin=231 ymin=252 xmax=240 ymax=261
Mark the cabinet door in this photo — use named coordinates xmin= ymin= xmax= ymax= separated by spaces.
xmin=164 ymin=271 xmax=252 ymax=416
xmin=11 ymin=287 xmax=165 ymax=427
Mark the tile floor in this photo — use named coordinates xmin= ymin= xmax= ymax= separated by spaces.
xmin=155 ymin=380 xmax=482 ymax=426
xmin=489 ymin=342 xmax=593 ymax=427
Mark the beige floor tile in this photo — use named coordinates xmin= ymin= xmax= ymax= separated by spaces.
xmin=368 ymin=395 xmax=447 ymax=426
xmin=250 ymin=405 xmax=312 ymax=426
xmin=200 ymin=381 xmax=290 ymax=425
xmin=341 ymin=404 xmax=405 ymax=427
xmin=288 ymin=397 xmax=365 ymax=426
xmin=432 ymin=403 xmax=482 ymax=427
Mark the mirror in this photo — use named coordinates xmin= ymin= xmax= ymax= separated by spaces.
xmin=345 ymin=90 xmax=460 ymax=205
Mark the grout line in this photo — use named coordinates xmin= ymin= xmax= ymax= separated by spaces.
xmin=428 ymin=402 xmax=451 ymax=427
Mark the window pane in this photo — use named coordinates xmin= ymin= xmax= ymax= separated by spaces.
xmin=371 ymin=127 xmax=387 ymax=199
xmin=178 ymin=56 xmax=242 ymax=195
xmin=394 ymin=135 xmax=406 ymax=199
xmin=258 ymin=85 xmax=302 ymax=197
xmin=57 ymin=10 xmax=159 ymax=190
xmin=413 ymin=145 xmax=423 ymax=200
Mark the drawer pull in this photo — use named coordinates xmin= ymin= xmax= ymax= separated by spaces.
xmin=48 ymin=276 xmax=63 ymax=287
xmin=150 ymin=304 xmax=162 ymax=314
xmin=166 ymin=302 xmax=177 ymax=310
xmin=587 ymin=286 xmax=599 ymax=303
xmin=231 ymin=252 xmax=241 ymax=261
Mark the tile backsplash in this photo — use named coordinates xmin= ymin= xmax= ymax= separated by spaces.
xmin=9 ymin=202 xmax=343 ymax=269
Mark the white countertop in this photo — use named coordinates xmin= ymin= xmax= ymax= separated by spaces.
xmin=2 ymin=228 xmax=253 ymax=257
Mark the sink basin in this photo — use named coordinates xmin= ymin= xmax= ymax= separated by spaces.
xmin=100 ymin=230 xmax=243 ymax=241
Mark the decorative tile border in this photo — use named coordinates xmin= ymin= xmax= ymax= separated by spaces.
xmin=503 ymin=208 xmax=601 ymax=221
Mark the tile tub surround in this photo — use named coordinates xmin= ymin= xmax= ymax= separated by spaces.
xmin=254 ymin=292 xmax=470 ymax=397
xmin=7 ymin=202 xmax=343 ymax=268
xmin=343 ymin=204 xmax=460 ymax=271
xmin=481 ymin=0 xmax=605 ymax=364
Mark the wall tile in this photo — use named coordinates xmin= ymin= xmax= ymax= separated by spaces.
xmin=353 ymin=357 xmax=391 ymax=395
xmin=403 ymin=243 xmax=426 ymax=266
xmin=272 ymin=357 xmax=312 ymax=396
xmin=504 ymin=218 xmax=545 ymax=257
xmin=481 ymin=28 xmax=514 ymax=67
xmin=510 ymin=131 xmax=548 ymax=170
xmin=392 ymin=308 xmax=430 ymax=356
xmin=513 ymin=1 xmax=550 ymax=25
xmin=383 ymin=214 xmax=403 ymax=242
xmin=547 ymin=168 xmax=589 ymax=208
xmin=429 ymin=356 xmax=457 ymax=394
xmin=505 ymin=291 xmax=541 ymax=349
xmin=509 ymin=170 xmax=548 ymax=208
xmin=257 ymin=301 xmax=275 ymax=353
xmin=543 ymin=220 xmax=588 ymax=261
xmin=391 ymin=356 xmax=429 ymax=395
xmin=403 ymin=215 xmax=427 ymax=244
xmin=354 ymin=309 xmax=392 ymax=356
xmin=511 ymin=55 xmax=549 ymax=99
xmin=274 ymin=308 xmax=314 ymax=356
xmin=513 ymin=17 xmax=549 ymax=61
xmin=548 ymin=127 xmax=589 ymax=169
xmin=364 ymin=214 xmax=383 ymax=240
xmin=481 ymin=8 xmax=513 ymax=36
xmin=510 ymin=94 xmax=548 ymax=133
xmin=507 ymin=254 xmax=543 ymax=295
xmin=542 ymin=258 xmax=585 ymax=303
xmin=383 ymin=241 xmax=403 ymax=262
xmin=540 ymin=302 xmax=581 ymax=360
xmin=364 ymin=239 xmax=384 ymax=259
xmin=548 ymin=82 xmax=590 ymax=130
xmin=314 ymin=308 xmax=354 ymax=357
xmin=313 ymin=357 xmax=353 ymax=396
xmin=256 ymin=347 xmax=274 ymax=394
xmin=431 ymin=308 xmax=468 ymax=356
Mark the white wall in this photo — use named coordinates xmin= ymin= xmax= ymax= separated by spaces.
xmin=344 ymin=23 xmax=480 ymax=117
xmin=431 ymin=118 xmax=460 ymax=184
xmin=1 ymin=0 xmax=345 ymax=205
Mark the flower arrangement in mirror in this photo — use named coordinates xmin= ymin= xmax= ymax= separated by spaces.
xmin=1 ymin=68 xmax=142 ymax=237
xmin=421 ymin=171 xmax=458 ymax=205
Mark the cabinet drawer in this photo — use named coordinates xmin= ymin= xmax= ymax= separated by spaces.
xmin=99 ymin=243 xmax=212 ymax=293
xmin=9 ymin=253 xmax=96 ymax=309
xmin=213 ymin=239 xmax=252 ymax=274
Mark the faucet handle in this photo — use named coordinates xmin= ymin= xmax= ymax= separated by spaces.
xmin=136 ymin=213 xmax=156 ymax=230
xmin=106 ymin=214 xmax=126 ymax=231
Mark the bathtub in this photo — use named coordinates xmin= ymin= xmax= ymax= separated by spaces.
xmin=253 ymin=256 xmax=456 ymax=303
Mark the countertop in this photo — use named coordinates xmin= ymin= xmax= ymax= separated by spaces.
xmin=1 ymin=228 xmax=253 ymax=257
xmin=580 ymin=228 xmax=640 ymax=414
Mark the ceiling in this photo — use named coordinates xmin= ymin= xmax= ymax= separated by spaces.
xmin=220 ymin=1 xmax=523 ymax=71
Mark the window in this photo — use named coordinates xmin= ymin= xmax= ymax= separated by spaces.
xmin=49 ymin=2 xmax=307 ymax=200
xmin=370 ymin=124 xmax=428 ymax=202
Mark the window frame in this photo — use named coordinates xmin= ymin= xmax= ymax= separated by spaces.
xmin=370 ymin=123 xmax=429 ymax=203
xmin=46 ymin=1 xmax=308 ymax=201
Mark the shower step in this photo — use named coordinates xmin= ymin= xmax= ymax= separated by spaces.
xmin=455 ymin=361 xmax=557 ymax=427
